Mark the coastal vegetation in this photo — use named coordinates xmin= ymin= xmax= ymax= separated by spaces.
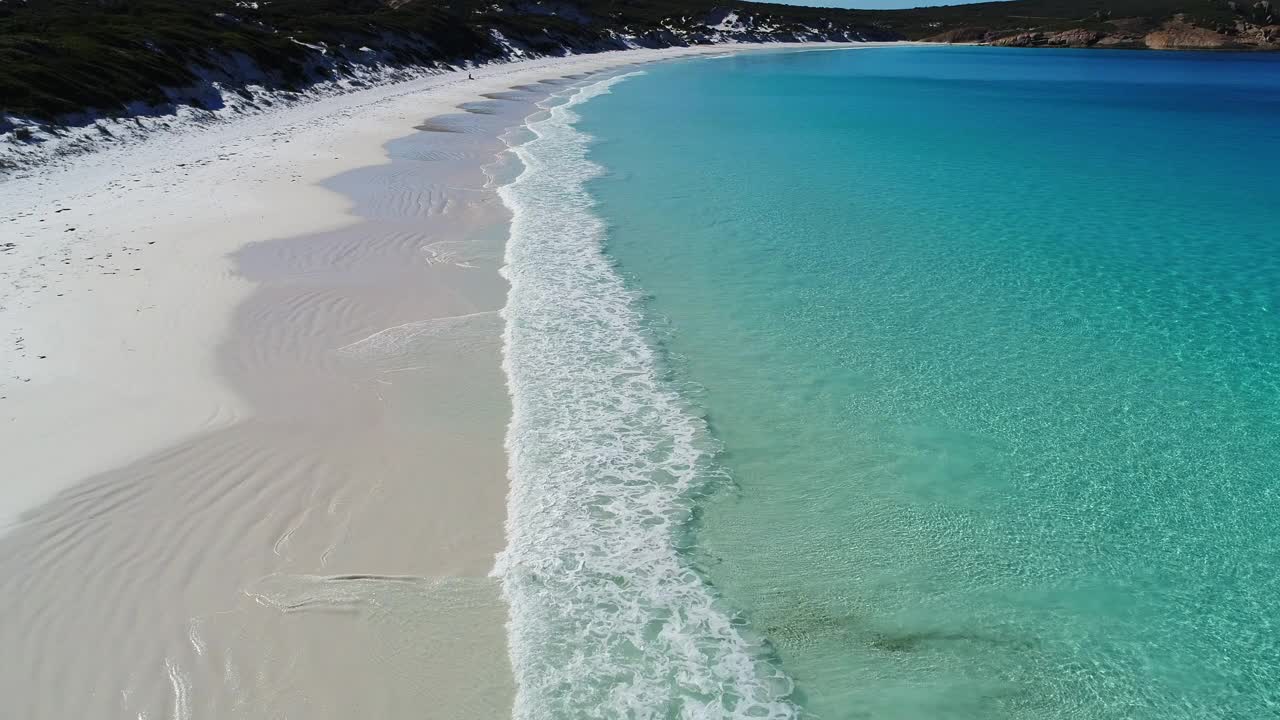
xmin=905 ymin=0 xmax=1278 ymax=48
xmin=1 ymin=0 xmax=1276 ymax=124
xmin=0 ymin=0 xmax=890 ymax=121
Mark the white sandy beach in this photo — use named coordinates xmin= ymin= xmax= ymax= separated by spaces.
xmin=0 ymin=42 xmax=894 ymax=719
xmin=0 ymin=47 xmax=731 ymax=521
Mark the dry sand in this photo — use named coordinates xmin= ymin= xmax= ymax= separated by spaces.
xmin=0 ymin=43 xmax=884 ymax=719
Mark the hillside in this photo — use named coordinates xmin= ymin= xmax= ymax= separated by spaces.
xmin=1 ymin=0 xmax=1276 ymax=130
xmin=0 ymin=0 xmax=892 ymax=122
xmin=898 ymin=0 xmax=1279 ymax=49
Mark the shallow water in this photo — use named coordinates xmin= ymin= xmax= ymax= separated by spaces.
xmin=496 ymin=76 xmax=798 ymax=720
xmin=566 ymin=47 xmax=1280 ymax=719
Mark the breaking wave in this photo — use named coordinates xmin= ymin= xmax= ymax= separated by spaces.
xmin=492 ymin=73 xmax=798 ymax=719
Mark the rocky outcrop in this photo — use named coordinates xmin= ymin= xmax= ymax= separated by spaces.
xmin=931 ymin=15 xmax=1278 ymax=51
xmin=1095 ymin=33 xmax=1145 ymax=46
xmin=1046 ymin=28 xmax=1101 ymax=46
xmin=1235 ymin=21 xmax=1280 ymax=45
xmin=925 ymin=27 xmax=991 ymax=43
xmin=981 ymin=28 xmax=1107 ymax=47
xmin=918 ymin=0 xmax=1280 ymax=52
xmin=990 ymin=32 xmax=1042 ymax=46
xmin=1144 ymin=20 xmax=1235 ymax=48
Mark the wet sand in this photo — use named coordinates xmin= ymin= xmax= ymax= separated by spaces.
xmin=1 ymin=68 xmax=532 ymax=720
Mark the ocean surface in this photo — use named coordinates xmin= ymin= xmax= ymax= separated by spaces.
xmin=495 ymin=46 xmax=1280 ymax=719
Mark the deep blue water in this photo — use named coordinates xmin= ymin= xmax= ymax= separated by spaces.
xmin=560 ymin=46 xmax=1280 ymax=719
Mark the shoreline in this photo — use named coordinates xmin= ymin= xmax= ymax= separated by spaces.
xmin=493 ymin=71 xmax=804 ymax=718
xmin=0 ymin=44 xmax=789 ymax=529
xmin=0 ymin=41 xmax=896 ymax=718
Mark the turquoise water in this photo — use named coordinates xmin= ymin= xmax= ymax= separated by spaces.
xmin=551 ymin=47 xmax=1280 ymax=719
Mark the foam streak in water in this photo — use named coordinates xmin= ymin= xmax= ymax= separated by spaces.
xmin=492 ymin=74 xmax=797 ymax=719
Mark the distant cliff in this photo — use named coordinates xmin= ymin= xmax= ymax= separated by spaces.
xmin=907 ymin=0 xmax=1278 ymax=50
xmin=2 ymin=0 xmax=1277 ymax=134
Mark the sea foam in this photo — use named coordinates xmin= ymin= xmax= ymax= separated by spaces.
xmin=492 ymin=74 xmax=798 ymax=719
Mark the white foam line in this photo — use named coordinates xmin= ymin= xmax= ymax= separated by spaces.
xmin=164 ymin=658 xmax=191 ymax=720
xmin=187 ymin=618 xmax=207 ymax=657
xmin=334 ymin=311 xmax=498 ymax=354
xmin=492 ymin=73 xmax=797 ymax=719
